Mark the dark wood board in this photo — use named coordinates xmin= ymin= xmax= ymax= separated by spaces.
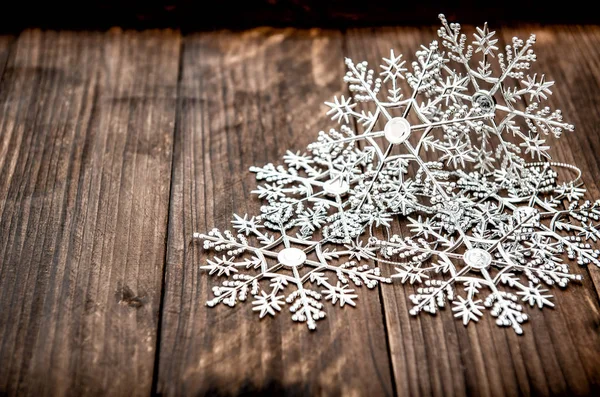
xmin=0 ymin=29 xmax=180 ymax=395
xmin=0 ymin=24 xmax=599 ymax=397
xmin=156 ymin=28 xmax=394 ymax=397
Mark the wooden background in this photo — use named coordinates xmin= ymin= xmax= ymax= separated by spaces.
xmin=0 ymin=23 xmax=599 ymax=397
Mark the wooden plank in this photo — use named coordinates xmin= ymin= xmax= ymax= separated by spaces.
xmin=345 ymin=27 xmax=474 ymax=397
xmin=345 ymin=24 xmax=600 ymax=396
xmin=157 ymin=28 xmax=394 ymax=396
xmin=505 ymin=24 xmax=600 ymax=393
xmin=0 ymin=29 xmax=180 ymax=396
xmin=521 ymin=25 xmax=600 ymax=273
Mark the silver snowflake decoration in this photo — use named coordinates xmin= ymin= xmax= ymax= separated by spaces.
xmin=436 ymin=14 xmax=574 ymax=173
xmin=370 ymin=162 xmax=599 ymax=334
xmin=194 ymin=215 xmax=390 ymax=330
xmin=250 ymin=144 xmax=380 ymax=243
xmin=194 ymin=14 xmax=599 ymax=334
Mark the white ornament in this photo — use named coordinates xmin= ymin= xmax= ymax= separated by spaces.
xmin=194 ymin=14 xmax=599 ymax=334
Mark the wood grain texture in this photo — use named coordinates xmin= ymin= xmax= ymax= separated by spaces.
xmin=156 ymin=28 xmax=394 ymax=396
xmin=0 ymin=24 xmax=599 ymax=397
xmin=0 ymin=29 xmax=180 ymax=396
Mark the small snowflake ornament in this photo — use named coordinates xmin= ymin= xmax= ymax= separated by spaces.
xmin=195 ymin=216 xmax=390 ymax=330
xmin=250 ymin=143 xmax=378 ymax=243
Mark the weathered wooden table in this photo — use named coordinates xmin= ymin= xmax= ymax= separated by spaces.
xmin=0 ymin=25 xmax=599 ymax=396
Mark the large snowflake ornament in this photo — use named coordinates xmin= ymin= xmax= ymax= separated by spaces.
xmin=317 ymin=14 xmax=574 ymax=199
xmin=436 ymin=14 xmax=574 ymax=173
xmin=194 ymin=14 xmax=599 ymax=334
xmin=320 ymin=43 xmax=491 ymax=215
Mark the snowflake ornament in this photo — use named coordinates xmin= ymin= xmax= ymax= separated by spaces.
xmin=194 ymin=216 xmax=390 ymax=330
xmin=250 ymin=143 xmax=379 ymax=243
xmin=369 ymin=162 xmax=599 ymax=334
xmin=315 ymin=13 xmax=574 ymax=203
xmin=437 ymin=15 xmax=575 ymax=173
xmin=194 ymin=14 xmax=599 ymax=334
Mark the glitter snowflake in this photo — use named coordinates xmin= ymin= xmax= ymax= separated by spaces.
xmin=250 ymin=143 xmax=381 ymax=243
xmin=319 ymin=41 xmax=490 ymax=217
xmin=316 ymin=13 xmax=575 ymax=206
xmin=437 ymin=15 xmax=576 ymax=175
xmin=369 ymin=163 xmax=599 ymax=334
xmin=194 ymin=215 xmax=390 ymax=329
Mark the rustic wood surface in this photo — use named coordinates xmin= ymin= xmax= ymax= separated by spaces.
xmin=0 ymin=25 xmax=598 ymax=397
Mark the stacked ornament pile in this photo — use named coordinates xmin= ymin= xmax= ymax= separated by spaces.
xmin=194 ymin=14 xmax=600 ymax=334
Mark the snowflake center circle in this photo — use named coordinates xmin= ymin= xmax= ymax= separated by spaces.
xmin=384 ymin=117 xmax=411 ymax=144
xmin=463 ymin=248 xmax=492 ymax=270
xmin=473 ymin=90 xmax=496 ymax=112
xmin=323 ymin=178 xmax=349 ymax=196
xmin=278 ymin=247 xmax=307 ymax=268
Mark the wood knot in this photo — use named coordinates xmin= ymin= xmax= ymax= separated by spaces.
xmin=117 ymin=285 xmax=145 ymax=309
